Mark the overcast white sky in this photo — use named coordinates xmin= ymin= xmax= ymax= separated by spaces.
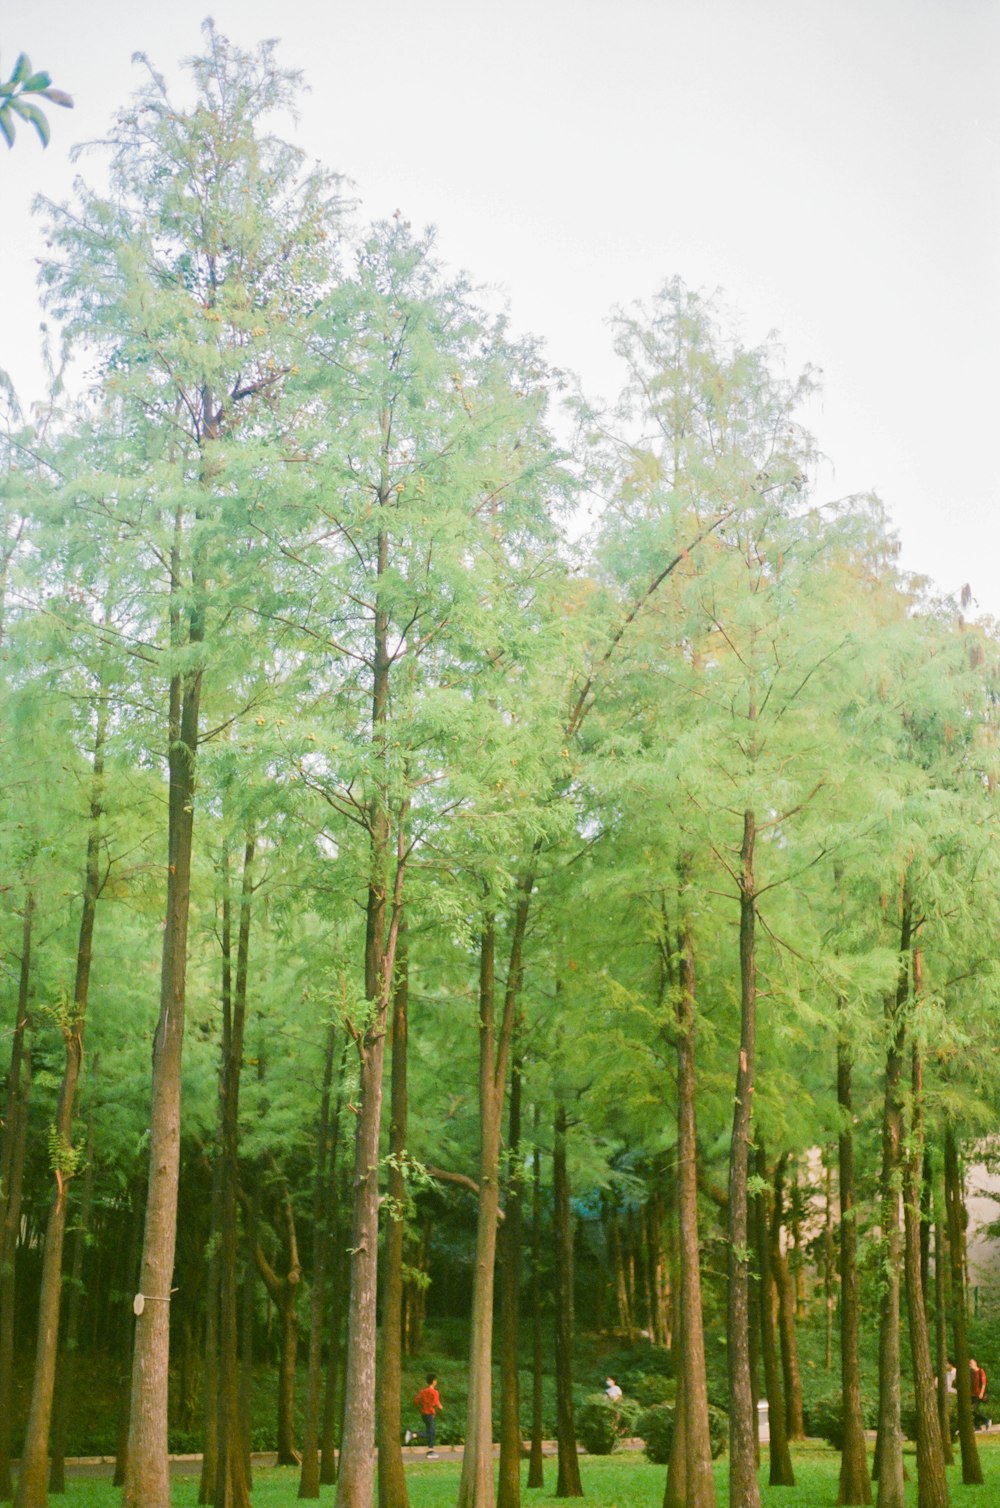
xmin=5 ymin=0 xmax=999 ymax=612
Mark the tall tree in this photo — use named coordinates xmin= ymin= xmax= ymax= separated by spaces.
xmin=38 ymin=29 xmax=339 ymax=1504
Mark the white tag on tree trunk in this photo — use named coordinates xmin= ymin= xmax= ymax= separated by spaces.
xmin=133 ymin=1293 xmax=145 ymax=1315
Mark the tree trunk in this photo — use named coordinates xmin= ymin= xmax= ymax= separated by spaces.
xmin=944 ymin=1124 xmax=982 ymax=1484
xmin=198 ymin=1161 xmax=222 ymax=1505
xmin=336 ymin=522 xmax=407 ymax=1508
xmin=0 ymin=894 xmax=33 ymax=1502
xmin=300 ymin=1024 xmax=338 ymax=1499
xmin=215 ymin=831 xmax=255 ymax=1508
xmin=665 ymin=906 xmax=715 ymax=1508
xmin=902 ymin=1036 xmax=949 ymax=1508
xmin=920 ymin=1151 xmax=933 ymax=1308
xmin=458 ymin=920 xmax=504 ymax=1508
xmin=320 ymin=1217 xmax=346 ymax=1486
xmin=934 ymin=1211 xmax=953 ymax=1466
xmin=667 ymin=1386 xmax=688 ymax=1508
xmin=527 ymin=1122 xmax=544 ymax=1491
xmin=837 ymin=1033 xmax=872 ymax=1506
xmin=770 ymin=1156 xmax=805 ymax=1441
xmin=497 ymin=1059 xmax=524 ymax=1508
xmin=458 ymin=890 xmax=530 ymax=1508
xmin=873 ymin=899 xmax=909 ymax=1508
xmin=376 ymin=931 xmax=409 ymax=1508
xmin=239 ymin=1203 xmax=256 ymax=1489
xmin=755 ymin=1148 xmax=794 ymax=1487
xmin=726 ymin=809 xmax=762 ymax=1508
xmin=822 ymin=1157 xmax=834 ymax=1374
xmin=608 ymin=1199 xmax=632 ymax=1338
xmin=113 ymin=1198 xmax=143 ymax=1488
xmin=251 ymin=1170 xmax=302 ymax=1467
xmin=319 ymin=1066 xmax=349 ymax=1487
xmin=123 ymin=509 xmax=203 ymax=1508
xmin=277 ymin=1289 xmax=300 ymax=1465
xmin=553 ymin=1104 xmax=583 ymax=1499
xmin=16 ymin=751 xmax=105 ymax=1508
xmin=49 ymin=1121 xmax=96 ymax=1494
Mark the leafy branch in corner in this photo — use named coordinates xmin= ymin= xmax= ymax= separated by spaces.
xmin=1 ymin=53 xmax=73 ymax=148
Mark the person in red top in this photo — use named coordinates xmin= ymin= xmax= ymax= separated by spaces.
xmin=414 ymin=1372 xmax=443 ymax=1458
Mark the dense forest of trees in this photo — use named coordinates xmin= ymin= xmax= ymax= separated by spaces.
xmin=3 ymin=26 xmax=1000 ymax=1508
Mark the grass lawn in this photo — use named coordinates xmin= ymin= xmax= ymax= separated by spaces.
xmin=41 ymin=1438 xmax=1000 ymax=1507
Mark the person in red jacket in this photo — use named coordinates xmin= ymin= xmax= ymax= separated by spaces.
xmin=414 ymin=1372 xmax=443 ymax=1458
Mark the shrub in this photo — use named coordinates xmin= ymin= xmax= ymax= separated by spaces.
xmin=707 ymin=1404 xmax=729 ymax=1458
xmin=603 ymin=1343 xmax=674 ymax=1392
xmin=638 ymin=1400 xmax=728 ymax=1464
xmin=630 ymin=1370 xmax=675 ymax=1406
xmin=616 ymin=1395 xmax=643 ymax=1437
xmin=577 ymin=1394 xmax=623 ymax=1455
xmin=804 ymin=1391 xmax=879 ymax=1450
xmin=638 ymin=1402 xmax=674 ymax=1464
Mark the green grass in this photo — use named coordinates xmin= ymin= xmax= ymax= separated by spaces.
xmin=38 ymin=1438 xmax=1000 ymax=1507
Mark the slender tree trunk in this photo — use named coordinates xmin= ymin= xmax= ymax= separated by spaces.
xmin=874 ymin=899 xmax=910 ymax=1508
xmin=823 ymin=1158 xmax=834 ymax=1374
xmin=459 ymin=888 xmax=531 ymax=1508
xmin=277 ymin=1291 xmax=300 ymax=1466
xmin=944 ymin=1124 xmax=982 ymax=1484
xmin=300 ymin=1023 xmax=338 ymax=1500
xmin=377 ymin=932 xmax=410 ymax=1508
xmin=49 ymin=1121 xmax=96 ymax=1494
xmin=666 ymin=1221 xmax=687 ymax=1508
xmin=198 ymin=1161 xmax=223 ymax=1505
xmin=215 ymin=832 xmax=255 ymax=1508
xmin=727 ymin=809 xmax=762 ymax=1508
xmin=527 ymin=1122 xmax=544 ymax=1491
xmin=458 ymin=921 xmax=504 ymax=1508
xmin=747 ymin=1222 xmax=761 ymax=1471
xmin=755 ymin=1148 xmax=794 ymax=1487
xmin=0 ymin=895 xmax=33 ymax=1502
xmin=627 ymin=1206 xmax=642 ymax=1339
xmin=337 ymin=521 xmax=407 ymax=1508
xmin=113 ymin=1197 xmax=143 ymax=1488
xmin=251 ymin=1171 xmax=302 ymax=1467
xmin=553 ymin=1104 xmax=583 ymax=1498
xmin=608 ymin=1199 xmax=632 ymax=1338
xmin=665 ymin=906 xmax=715 ymax=1508
xmin=320 ymin=1219 xmax=346 ymax=1486
xmin=920 ymin=1151 xmax=933 ymax=1308
xmin=903 ymin=1034 xmax=949 ymax=1508
xmin=124 ymin=506 xmax=204 ymax=1508
xmin=320 ymin=1062 xmax=348 ymax=1488
xmin=337 ymin=935 xmax=394 ymax=1503
xmin=239 ymin=1202 xmax=256 ymax=1488
xmin=16 ymin=745 xmax=106 ymax=1508
xmin=837 ymin=1033 xmax=872 ymax=1506
xmin=497 ymin=1060 xmax=524 ymax=1508
xmin=771 ymin=1157 xmax=805 ymax=1441
xmin=934 ymin=1211 xmax=953 ymax=1465
xmin=650 ymin=1185 xmax=670 ymax=1347
xmin=639 ymin=1202 xmax=655 ymax=1338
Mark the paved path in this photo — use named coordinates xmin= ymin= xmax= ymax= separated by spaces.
xmin=44 ymin=1443 xmax=572 ymax=1479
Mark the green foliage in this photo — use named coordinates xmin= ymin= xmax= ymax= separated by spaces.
xmin=576 ymin=1393 xmax=631 ymax=1454
xmin=600 ymin=1342 xmax=674 ymax=1389
xmin=0 ymin=51 xmax=72 ymax=148
xmin=627 ymin=1371 xmax=675 ymax=1406
xmin=637 ymin=1401 xmax=674 ymax=1463
xmin=637 ymin=1400 xmax=729 ymax=1464
xmin=802 ymin=1391 xmax=879 ymax=1451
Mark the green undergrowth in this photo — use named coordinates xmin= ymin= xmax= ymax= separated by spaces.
xmin=34 ymin=1436 xmax=1000 ymax=1507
